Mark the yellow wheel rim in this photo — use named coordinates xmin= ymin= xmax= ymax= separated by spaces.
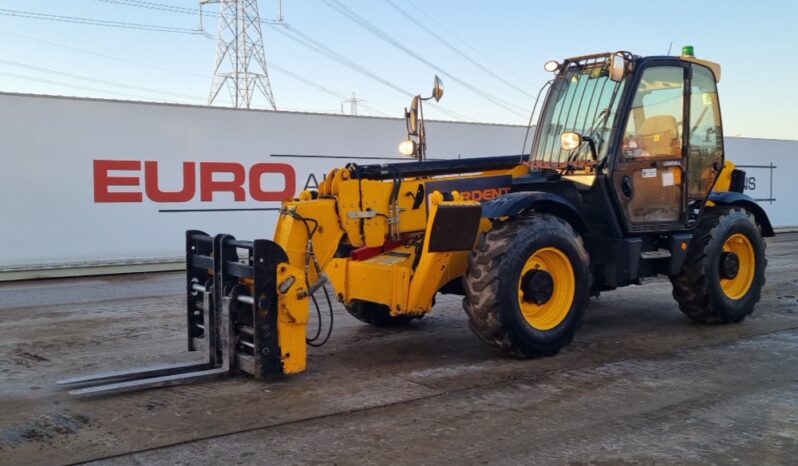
xmin=720 ymin=233 xmax=755 ymax=300
xmin=517 ymin=247 xmax=575 ymax=330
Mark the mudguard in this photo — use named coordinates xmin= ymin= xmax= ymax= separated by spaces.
xmin=481 ymin=191 xmax=590 ymax=233
xmin=708 ymin=191 xmax=775 ymax=237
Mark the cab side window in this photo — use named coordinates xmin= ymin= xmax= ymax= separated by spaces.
xmin=687 ymin=65 xmax=723 ymax=200
xmin=621 ymin=67 xmax=684 ymax=159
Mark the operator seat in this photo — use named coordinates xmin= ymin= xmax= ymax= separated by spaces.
xmin=635 ymin=115 xmax=680 ymax=157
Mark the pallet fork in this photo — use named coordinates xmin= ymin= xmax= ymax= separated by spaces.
xmin=57 ymin=231 xmax=290 ymax=395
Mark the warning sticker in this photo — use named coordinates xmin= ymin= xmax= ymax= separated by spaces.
xmin=642 ymin=168 xmax=657 ymax=178
xmin=662 ymin=171 xmax=674 ymax=187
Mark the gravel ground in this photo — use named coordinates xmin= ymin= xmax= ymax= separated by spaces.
xmin=1 ymin=233 xmax=797 ymax=465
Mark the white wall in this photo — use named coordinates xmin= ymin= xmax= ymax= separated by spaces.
xmin=0 ymin=93 xmax=526 ymax=278
xmin=0 ymin=93 xmax=794 ymax=279
xmin=723 ymin=138 xmax=795 ymax=228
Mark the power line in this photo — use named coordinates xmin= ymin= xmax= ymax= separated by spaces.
xmin=0 ymin=29 xmax=331 ymax=95
xmin=383 ymin=0 xmax=533 ymax=99
xmin=268 ymin=63 xmax=391 ymax=117
xmin=1 ymin=28 xmax=386 ymax=115
xmin=272 ymin=26 xmax=406 ymax=96
xmin=0 ymin=29 xmax=208 ymax=79
xmin=0 ymin=7 xmax=205 ymax=35
xmin=321 ymin=0 xmax=528 ymax=118
xmin=275 ymin=24 xmax=474 ymax=121
xmin=0 ymin=70 xmax=179 ymax=103
xmin=89 ymin=0 xmax=476 ymax=121
xmin=0 ymin=58 xmax=204 ymax=101
xmin=96 ymin=0 xmax=202 ymax=16
xmin=404 ymin=0 xmax=536 ymax=87
xmin=95 ymin=0 xmax=281 ymax=24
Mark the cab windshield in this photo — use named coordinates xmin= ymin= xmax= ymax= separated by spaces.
xmin=531 ymin=55 xmax=627 ymax=169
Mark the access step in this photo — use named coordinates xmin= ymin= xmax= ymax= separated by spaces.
xmin=640 ymin=249 xmax=672 ymax=260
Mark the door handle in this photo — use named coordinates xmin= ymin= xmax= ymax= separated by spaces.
xmin=621 ymin=176 xmax=634 ymax=198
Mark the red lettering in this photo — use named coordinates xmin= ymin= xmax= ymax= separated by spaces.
xmin=471 ymin=190 xmax=483 ymax=202
xmin=200 ymin=162 xmax=246 ymax=202
xmin=249 ymin=163 xmax=296 ymax=201
xmin=93 ymin=159 xmax=142 ymax=202
xmin=144 ymin=161 xmax=196 ymax=202
xmin=95 ymin=159 xmax=301 ymax=203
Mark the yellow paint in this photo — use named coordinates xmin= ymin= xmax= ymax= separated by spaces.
xmin=264 ymin=161 xmax=529 ymax=373
xmin=563 ymin=174 xmax=596 ymax=187
xmin=713 ymin=160 xmax=736 ymax=192
xmin=276 ymin=262 xmax=309 ymax=374
xmin=328 ymin=247 xmax=415 ymax=310
xmin=318 ymin=168 xmax=336 ymax=195
xmin=671 ymin=166 xmax=682 ymax=184
xmin=326 ymin=190 xmax=480 ymax=316
xmin=333 ymin=164 xmax=526 ymax=248
xmin=405 ymin=191 xmax=479 ymax=313
xmin=720 ymin=233 xmax=755 ymax=300
xmin=329 ymin=168 xmax=350 ymax=195
xmin=517 ymin=247 xmax=575 ymax=330
xmin=273 ymin=198 xmax=343 ymax=286
xmin=336 ymin=178 xmax=429 ymax=247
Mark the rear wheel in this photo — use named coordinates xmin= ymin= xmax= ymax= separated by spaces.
xmin=463 ymin=214 xmax=590 ymax=357
xmin=345 ymin=300 xmax=420 ymax=327
xmin=671 ymin=207 xmax=767 ymax=323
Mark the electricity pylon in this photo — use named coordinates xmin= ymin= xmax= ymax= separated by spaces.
xmin=202 ymin=0 xmax=282 ymax=109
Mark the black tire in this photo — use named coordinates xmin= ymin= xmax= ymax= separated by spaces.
xmin=345 ymin=300 xmax=420 ymax=327
xmin=671 ymin=207 xmax=767 ymax=323
xmin=462 ymin=214 xmax=590 ymax=357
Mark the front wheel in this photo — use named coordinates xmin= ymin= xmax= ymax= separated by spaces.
xmin=671 ymin=207 xmax=767 ymax=323
xmin=463 ymin=214 xmax=590 ymax=357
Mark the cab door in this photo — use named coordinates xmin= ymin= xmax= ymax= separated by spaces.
xmin=612 ymin=63 xmax=688 ymax=231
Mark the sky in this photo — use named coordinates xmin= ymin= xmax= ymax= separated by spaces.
xmin=0 ymin=0 xmax=796 ymax=140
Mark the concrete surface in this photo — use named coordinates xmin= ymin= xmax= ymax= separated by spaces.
xmin=1 ymin=234 xmax=797 ymax=466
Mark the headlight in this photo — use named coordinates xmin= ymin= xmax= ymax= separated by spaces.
xmin=560 ymin=132 xmax=583 ymax=151
xmin=398 ymin=139 xmax=416 ymax=156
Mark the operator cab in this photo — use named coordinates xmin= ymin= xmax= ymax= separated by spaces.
xmin=525 ymin=48 xmax=726 ymax=234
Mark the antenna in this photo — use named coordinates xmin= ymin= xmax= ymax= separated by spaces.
xmin=667 ymin=41 xmax=673 ymax=56
xmin=201 ymin=0 xmax=283 ymax=109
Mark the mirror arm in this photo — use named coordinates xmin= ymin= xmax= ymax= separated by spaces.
xmin=417 ymin=100 xmax=426 ymax=161
xmin=582 ymin=136 xmax=599 ymax=161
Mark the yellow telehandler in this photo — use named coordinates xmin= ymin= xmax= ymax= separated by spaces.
xmin=60 ymin=47 xmax=773 ymax=395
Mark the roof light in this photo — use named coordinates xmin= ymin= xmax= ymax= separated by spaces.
xmin=682 ymin=45 xmax=695 ymax=57
xmin=544 ymin=60 xmax=560 ymax=72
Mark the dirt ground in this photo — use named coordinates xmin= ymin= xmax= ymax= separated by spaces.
xmin=1 ymin=234 xmax=797 ymax=465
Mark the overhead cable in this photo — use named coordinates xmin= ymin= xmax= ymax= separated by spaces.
xmin=0 ymin=7 xmax=205 ymax=35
